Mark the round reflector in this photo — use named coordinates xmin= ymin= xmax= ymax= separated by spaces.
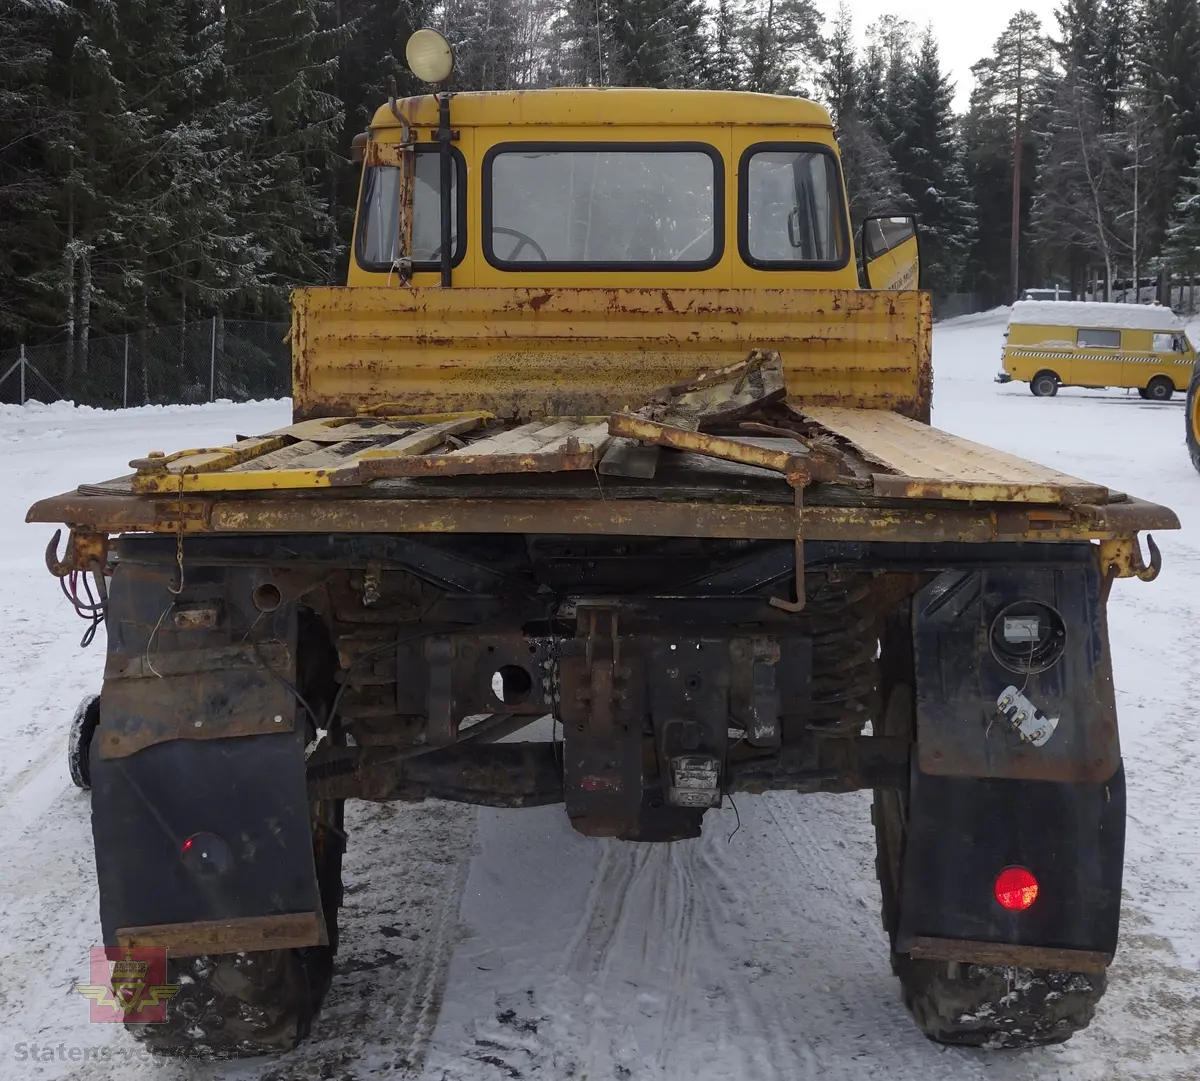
xmin=180 ymin=831 xmax=233 ymax=878
xmin=994 ymin=866 xmax=1038 ymax=911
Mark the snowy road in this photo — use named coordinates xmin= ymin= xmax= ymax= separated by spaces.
xmin=1 ymin=312 xmax=1198 ymax=1080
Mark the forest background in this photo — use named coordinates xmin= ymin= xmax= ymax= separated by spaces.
xmin=4 ymin=0 xmax=1200 ymax=362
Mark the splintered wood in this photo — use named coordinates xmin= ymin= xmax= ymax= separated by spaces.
xmin=641 ymin=348 xmax=786 ymax=431
xmin=356 ymin=418 xmax=613 ymax=479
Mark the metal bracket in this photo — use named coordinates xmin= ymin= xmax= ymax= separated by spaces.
xmin=1098 ymin=533 xmax=1161 ymax=584
xmin=46 ymin=528 xmax=108 ymax=578
xmin=769 ymin=483 xmax=806 ymax=611
xmin=995 ymin=685 xmax=1059 ymax=746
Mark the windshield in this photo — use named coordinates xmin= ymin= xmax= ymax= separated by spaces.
xmin=743 ymin=147 xmax=847 ymax=265
xmin=357 ymin=151 xmax=459 ymax=268
xmin=486 ymin=145 xmax=719 ymax=267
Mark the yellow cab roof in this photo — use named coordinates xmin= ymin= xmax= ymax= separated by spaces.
xmin=370 ymin=88 xmax=834 ymax=130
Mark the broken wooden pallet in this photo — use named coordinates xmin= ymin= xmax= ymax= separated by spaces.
xmin=801 ymin=406 xmax=1108 ymax=505
xmin=355 ymin=418 xmax=613 ymax=480
xmin=128 ymin=416 xmax=485 ymax=493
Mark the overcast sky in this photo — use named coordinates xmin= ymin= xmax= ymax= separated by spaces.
xmin=812 ymin=0 xmax=1062 ymax=111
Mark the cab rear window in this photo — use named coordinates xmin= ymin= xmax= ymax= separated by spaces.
xmin=738 ymin=143 xmax=849 ymax=269
xmin=483 ymin=142 xmax=722 ymax=270
xmin=356 ymin=147 xmax=466 ymax=271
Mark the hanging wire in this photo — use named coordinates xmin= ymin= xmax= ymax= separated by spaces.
xmin=60 ymin=570 xmax=107 ymax=647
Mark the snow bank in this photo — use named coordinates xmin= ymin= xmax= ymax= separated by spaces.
xmin=0 ymin=396 xmax=288 ymax=422
xmin=935 ymin=306 xmax=1011 ymax=329
xmin=1010 ymin=300 xmax=1184 ymax=331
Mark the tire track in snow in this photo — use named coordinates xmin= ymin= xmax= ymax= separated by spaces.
xmin=394 ymin=858 xmax=474 ymax=1076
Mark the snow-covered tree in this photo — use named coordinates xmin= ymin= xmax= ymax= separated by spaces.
xmin=894 ymin=30 xmax=976 ymax=291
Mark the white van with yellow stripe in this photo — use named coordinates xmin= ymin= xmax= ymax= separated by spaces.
xmin=996 ymin=300 xmax=1196 ymax=400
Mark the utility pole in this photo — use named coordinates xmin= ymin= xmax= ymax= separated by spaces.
xmin=1009 ymin=33 xmax=1024 ymax=305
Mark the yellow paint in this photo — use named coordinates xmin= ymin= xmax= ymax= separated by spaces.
xmin=292 ymin=286 xmax=931 ymax=421
xmin=346 ymin=89 xmax=859 ymax=293
xmin=135 ymin=469 xmax=338 ymax=494
xmin=863 ymin=234 xmax=919 ymax=291
xmin=1002 ymin=318 xmax=1196 ymax=393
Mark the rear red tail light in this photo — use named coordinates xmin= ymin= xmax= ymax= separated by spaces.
xmin=994 ymin=866 xmax=1039 ymax=911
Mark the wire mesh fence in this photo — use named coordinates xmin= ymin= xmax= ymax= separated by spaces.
xmin=0 ymin=318 xmax=291 ymax=409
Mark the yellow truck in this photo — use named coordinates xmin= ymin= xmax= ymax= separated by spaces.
xmin=29 ymin=31 xmax=1178 ymax=1059
xmin=1190 ymin=362 xmax=1200 ymax=471
xmin=997 ymin=299 xmax=1196 ymax=399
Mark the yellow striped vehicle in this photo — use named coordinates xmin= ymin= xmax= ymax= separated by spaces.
xmin=997 ymin=300 xmax=1196 ymax=400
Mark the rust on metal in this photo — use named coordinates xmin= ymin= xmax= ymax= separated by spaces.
xmin=309 ymin=742 xmax=564 ymax=806
xmin=128 ymin=417 xmax=486 ymax=494
xmin=1097 ymin=534 xmax=1162 ymax=583
xmin=608 ymin=412 xmax=833 ymax=486
xmin=289 ymin=286 xmax=934 ymax=422
xmin=24 ymin=490 xmax=1183 ymax=546
xmin=906 ymin=936 xmax=1111 ymax=973
xmin=44 ymin=528 xmax=108 ymax=577
xmin=768 ymin=485 xmax=807 ymax=612
xmin=98 ymin=643 xmax=296 ymax=759
xmin=116 ymin=912 xmax=324 ymax=956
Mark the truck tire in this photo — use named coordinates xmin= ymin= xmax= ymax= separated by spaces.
xmin=1188 ymin=366 xmax=1200 ymax=475
xmin=127 ymin=614 xmax=345 ymax=1057
xmin=1030 ymin=371 xmax=1059 ymax=397
xmin=68 ymin=694 xmax=100 ymax=790
xmin=872 ymin=679 xmax=1105 ymax=1048
xmin=1144 ymin=375 xmax=1174 ymax=402
xmin=125 ymin=798 xmax=344 ymax=1057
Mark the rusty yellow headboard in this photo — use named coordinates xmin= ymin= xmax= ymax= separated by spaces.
xmin=290 ymin=287 xmax=932 ymax=422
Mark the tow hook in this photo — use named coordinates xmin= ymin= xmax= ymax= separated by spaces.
xmin=45 ymin=529 xmax=109 ymax=578
xmin=1098 ymin=534 xmax=1162 ymax=585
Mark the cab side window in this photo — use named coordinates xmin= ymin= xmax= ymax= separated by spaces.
xmin=1152 ymin=332 xmax=1185 ymax=352
xmin=1078 ymin=328 xmax=1120 ymax=349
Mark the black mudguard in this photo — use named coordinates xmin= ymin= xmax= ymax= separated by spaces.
xmin=897 ymin=763 xmax=1125 ymax=955
xmin=902 ymin=555 xmax=1125 ymax=957
xmin=90 ymin=559 xmax=323 ymax=951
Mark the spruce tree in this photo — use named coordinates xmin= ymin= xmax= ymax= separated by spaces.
xmin=220 ymin=0 xmax=350 ymax=311
xmin=707 ymin=0 xmax=743 ymax=90
xmin=896 ymin=30 xmax=975 ymax=292
xmin=1142 ymin=0 xmax=1200 ymax=277
xmin=605 ymin=0 xmax=710 ymax=88
xmin=815 ymin=5 xmax=903 ymax=228
xmin=1163 ymin=155 xmax=1200 ymax=279
xmin=817 ymin=2 xmax=857 ymax=128
xmin=0 ymin=1 xmax=67 ymax=344
xmin=548 ymin=0 xmax=615 ymax=85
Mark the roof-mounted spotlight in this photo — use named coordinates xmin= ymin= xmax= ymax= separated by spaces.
xmin=406 ymin=28 xmax=455 ymax=86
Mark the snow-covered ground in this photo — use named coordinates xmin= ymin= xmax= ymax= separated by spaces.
xmin=1 ymin=314 xmax=1198 ymax=1080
